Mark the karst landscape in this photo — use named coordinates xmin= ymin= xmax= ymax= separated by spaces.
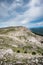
xmin=0 ymin=26 xmax=43 ymax=65
xmin=0 ymin=0 xmax=43 ymax=65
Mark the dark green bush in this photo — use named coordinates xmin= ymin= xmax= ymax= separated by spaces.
xmin=42 ymin=53 xmax=43 ymax=55
xmin=17 ymin=50 xmax=20 ymax=53
xmin=24 ymin=50 xmax=27 ymax=53
xmin=32 ymin=51 xmax=36 ymax=55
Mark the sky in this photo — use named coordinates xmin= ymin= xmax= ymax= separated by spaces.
xmin=0 ymin=0 xmax=43 ymax=28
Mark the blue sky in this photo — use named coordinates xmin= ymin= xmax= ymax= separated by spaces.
xmin=0 ymin=0 xmax=43 ymax=28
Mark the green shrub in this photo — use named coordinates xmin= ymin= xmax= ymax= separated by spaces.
xmin=32 ymin=51 xmax=36 ymax=55
xmin=17 ymin=50 xmax=20 ymax=53
xmin=24 ymin=51 xmax=27 ymax=53
xmin=42 ymin=53 xmax=43 ymax=56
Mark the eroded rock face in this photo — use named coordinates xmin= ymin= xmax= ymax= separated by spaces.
xmin=0 ymin=49 xmax=13 ymax=59
xmin=0 ymin=55 xmax=43 ymax=65
xmin=0 ymin=48 xmax=43 ymax=65
xmin=0 ymin=26 xmax=43 ymax=65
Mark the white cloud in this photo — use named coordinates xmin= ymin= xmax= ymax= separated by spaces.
xmin=0 ymin=0 xmax=43 ymax=28
xmin=0 ymin=0 xmax=23 ymax=18
xmin=29 ymin=0 xmax=43 ymax=7
xmin=36 ymin=21 xmax=43 ymax=26
xmin=21 ymin=18 xmax=29 ymax=24
xmin=29 ymin=21 xmax=43 ymax=28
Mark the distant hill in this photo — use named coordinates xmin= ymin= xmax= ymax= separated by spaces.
xmin=30 ymin=27 xmax=43 ymax=36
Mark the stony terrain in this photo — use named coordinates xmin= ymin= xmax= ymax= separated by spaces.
xmin=0 ymin=26 xmax=43 ymax=65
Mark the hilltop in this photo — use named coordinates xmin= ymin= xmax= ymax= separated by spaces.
xmin=0 ymin=26 xmax=43 ymax=65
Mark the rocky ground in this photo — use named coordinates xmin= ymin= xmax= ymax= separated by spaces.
xmin=0 ymin=52 xmax=43 ymax=65
xmin=0 ymin=26 xmax=43 ymax=65
xmin=0 ymin=49 xmax=43 ymax=65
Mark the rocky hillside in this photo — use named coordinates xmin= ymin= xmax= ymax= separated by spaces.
xmin=0 ymin=26 xmax=43 ymax=65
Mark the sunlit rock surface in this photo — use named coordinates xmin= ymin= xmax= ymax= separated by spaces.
xmin=0 ymin=26 xmax=43 ymax=65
